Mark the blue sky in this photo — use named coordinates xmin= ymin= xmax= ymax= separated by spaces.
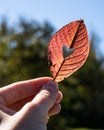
xmin=0 ymin=0 xmax=104 ymax=55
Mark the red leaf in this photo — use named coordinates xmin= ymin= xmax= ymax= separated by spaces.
xmin=48 ymin=19 xmax=90 ymax=82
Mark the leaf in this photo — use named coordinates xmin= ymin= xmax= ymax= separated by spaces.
xmin=48 ymin=19 xmax=90 ymax=82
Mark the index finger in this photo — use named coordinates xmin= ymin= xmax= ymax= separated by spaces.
xmin=0 ymin=77 xmax=52 ymax=107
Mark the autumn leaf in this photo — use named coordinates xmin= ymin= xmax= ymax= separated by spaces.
xmin=48 ymin=19 xmax=90 ymax=82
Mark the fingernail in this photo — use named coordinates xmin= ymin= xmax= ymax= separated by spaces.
xmin=42 ymin=80 xmax=58 ymax=93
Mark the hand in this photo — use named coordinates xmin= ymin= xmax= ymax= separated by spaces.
xmin=0 ymin=77 xmax=62 ymax=130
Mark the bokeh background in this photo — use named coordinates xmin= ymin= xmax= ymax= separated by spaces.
xmin=0 ymin=0 xmax=104 ymax=129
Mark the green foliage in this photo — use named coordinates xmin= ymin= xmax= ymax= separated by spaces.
xmin=0 ymin=18 xmax=104 ymax=129
xmin=0 ymin=19 xmax=54 ymax=86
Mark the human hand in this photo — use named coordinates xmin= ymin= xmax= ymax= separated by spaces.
xmin=0 ymin=77 xmax=62 ymax=130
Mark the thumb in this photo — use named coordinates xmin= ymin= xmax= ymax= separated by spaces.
xmin=10 ymin=80 xmax=59 ymax=129
xmin=32 ymin=80 xmax=58 ymax=114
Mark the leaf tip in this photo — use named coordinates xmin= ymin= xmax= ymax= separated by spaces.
xmin=79 ymin=18 xmax=84 ymax=23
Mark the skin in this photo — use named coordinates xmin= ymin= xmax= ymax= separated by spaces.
xmin=0 ymin=77 xmax=62 ymax=130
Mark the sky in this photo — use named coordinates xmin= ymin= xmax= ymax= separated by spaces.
xmin=0 ymin=0 xmax=104 ymax=55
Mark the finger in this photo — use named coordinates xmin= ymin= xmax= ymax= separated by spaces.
xmin=9 ymin=95 xmax=34 ymax=111
xmin=56 ymin=91 xmax=63 ymax=103
xmin=0 ymin=104 xmax=15 ymax=116
xmin=46 ymin=103 xmax=61 ymax=123
xmin=31 ymin=80 xmax=58 ymax=114
xmin=0 ymin=109 xmax=10 ymax=122
xmin=9 ymin=90 xmax=63 ymax=111
xmin=0 ymin=77 xmax=52 ymax=107
xmin=48 ymin=103 xmax=61 ymax=116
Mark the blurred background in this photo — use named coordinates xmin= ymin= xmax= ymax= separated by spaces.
xmin=0 ymin=0 xmax=104 ymax=129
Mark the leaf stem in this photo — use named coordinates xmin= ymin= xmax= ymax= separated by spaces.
xmin=53 ymin=59 xmax=65 ymax=82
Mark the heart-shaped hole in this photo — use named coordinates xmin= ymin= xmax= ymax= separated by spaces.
xmin=62 ymin=45 xmax=74 ymax=58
